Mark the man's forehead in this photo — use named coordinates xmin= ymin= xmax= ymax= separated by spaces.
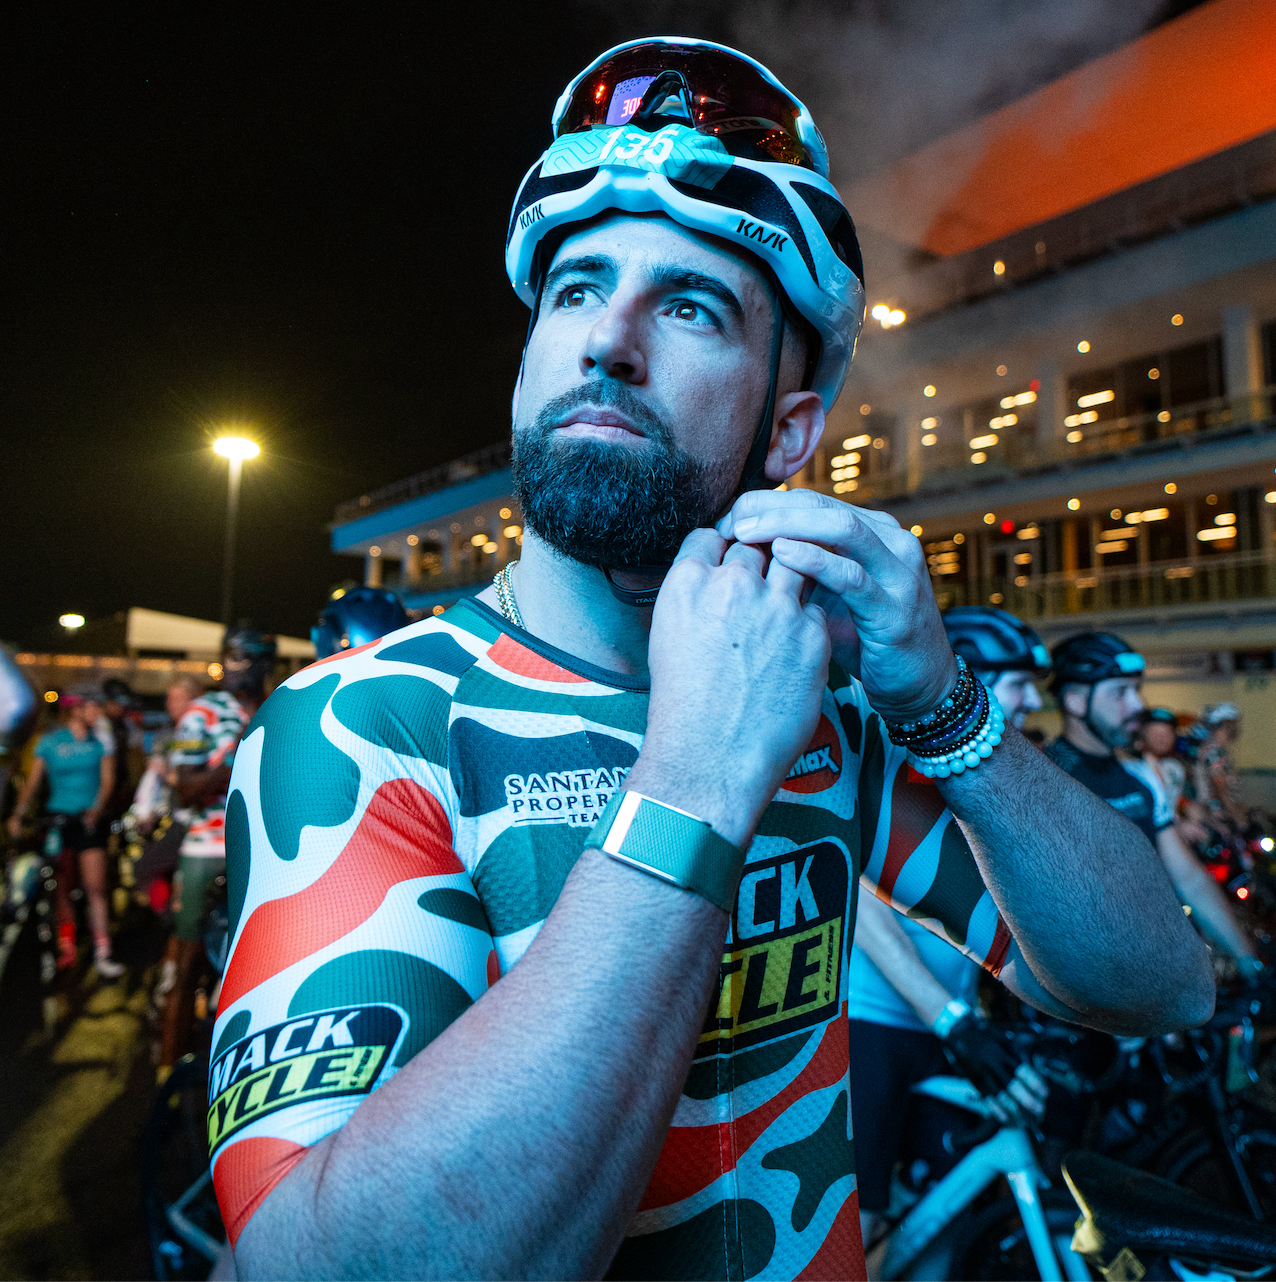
xmin=550 ymin=213 xmax=768 ymax=292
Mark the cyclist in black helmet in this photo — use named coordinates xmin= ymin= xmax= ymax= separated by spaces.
xmin=1046 ymin=632 xmax=1260 ymax=977
xmin=942 ymin=606 xmax=1051 ymax=730
xmin=158 ymin=624 xmax=275 ymax=1080
xmin=847 ymin=604 xmax=1052 ymax=1249
xmin=311 ymin=586 xmax=411 ymax=659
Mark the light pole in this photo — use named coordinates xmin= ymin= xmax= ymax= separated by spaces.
xmin=213 ymin=436 xmax=260 ymax=626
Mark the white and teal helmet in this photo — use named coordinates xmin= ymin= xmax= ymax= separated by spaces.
xmin=505 ymin=37 xmax=866 ymax=413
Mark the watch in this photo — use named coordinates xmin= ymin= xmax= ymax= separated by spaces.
xmin=585 ymin=789 xmax=745 ymax=913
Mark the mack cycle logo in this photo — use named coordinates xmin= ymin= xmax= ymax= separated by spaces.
xmin=735 ymin=217 xmax=788 ymax=253
xmin=782 ymin=714 xmax=843 ymax=794
xmin=504 ymin=766 xmax=628 ymax=827
xmin=698 ymin=840 xmax=849 ymax=1057
xmin=207 ymin=1005 xmax=402 ymax=1155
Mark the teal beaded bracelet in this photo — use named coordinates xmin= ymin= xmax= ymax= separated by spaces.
xmin=909 ymin=689 xmax=1006 ymax=778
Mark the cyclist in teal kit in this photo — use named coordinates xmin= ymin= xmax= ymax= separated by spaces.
xmin=8 ymin=683 xmax=123 ymax=975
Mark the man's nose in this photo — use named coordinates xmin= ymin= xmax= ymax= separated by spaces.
xmin=581 ymin=296 xmax=648 ymax=383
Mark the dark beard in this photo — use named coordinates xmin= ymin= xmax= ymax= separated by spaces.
xmin=512 ymin=381 xmax=731 ymax=568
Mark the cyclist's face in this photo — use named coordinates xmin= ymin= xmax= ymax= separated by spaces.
xmin=990 ymin=671 xmax=1042 ymax=728
xmin=1088 ymin=676 xmax=1144 ymax=746
xmin=1142 ymin=721 xmax=1177 ymax=757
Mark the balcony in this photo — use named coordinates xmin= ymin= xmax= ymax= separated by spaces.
xmin=933 ymin=546 xmax=1275 ymax=619
xmin=842 ymin=388 xmax=1276 ymax=505
xmin=334 ymin=439 xmax=512 ymax=527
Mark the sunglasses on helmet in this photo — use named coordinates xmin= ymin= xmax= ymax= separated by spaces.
xmin=554 ymin=42 xmax=826 ymax=177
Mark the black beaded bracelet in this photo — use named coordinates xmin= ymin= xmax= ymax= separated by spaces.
xmin=884 ymin=656 xmax=978 ymax=749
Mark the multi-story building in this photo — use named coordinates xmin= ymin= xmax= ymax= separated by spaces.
xmin=330 ymin=0 xmax=1275 ymax=788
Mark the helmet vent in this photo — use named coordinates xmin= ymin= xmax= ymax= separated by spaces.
xmin=792 ymin=182 xmax=864 ymax=286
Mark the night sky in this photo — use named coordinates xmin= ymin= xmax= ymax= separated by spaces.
xmin=5 ymin=1 xmax=1195 ymax=648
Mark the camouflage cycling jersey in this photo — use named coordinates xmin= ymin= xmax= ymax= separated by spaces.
xmin=208 ymin=599 xmax=1011 ymax=1279
xmin=170 ymin=690 xmax=246 ymax=858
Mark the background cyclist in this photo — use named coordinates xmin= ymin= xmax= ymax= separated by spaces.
xmin=158 ymin=626 xmax=274 ymax=1080
xmin=848 ymin=605 xmax=1051 ymax=1254
xmin=1046 ymin=633 xmax=1261 ymax=978
xmin=6 ymin=681 xmax=124 ymax=976
xmin=1192 ymin=702 xmax=1248 ymax=833
xmin=310 ymin=585 xmax=410 ymax=659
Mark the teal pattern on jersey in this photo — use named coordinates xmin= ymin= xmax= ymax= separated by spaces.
xmin=208 ymin=598 xmax=1013 ymax=1276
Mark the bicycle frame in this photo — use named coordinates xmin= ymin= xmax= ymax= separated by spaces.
xmin=878 ymin=1077 xmax=1090 ymax=1282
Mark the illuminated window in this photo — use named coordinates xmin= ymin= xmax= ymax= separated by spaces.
xmin=970 ymin=451 xmax=987 ymax=464
xmin=1066 ymin=430 xmax=1084 ymax=443
xmin=843 ymin=434 xmax=871 ymax=449
xmin=1076 ymin=390 xmax=1114 ymax=408
xmin=921 ymin=433 xmax=937 ymax=446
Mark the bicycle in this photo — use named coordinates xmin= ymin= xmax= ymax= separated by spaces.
xmin=139 ymin=872 xmax=230 ymax=1279
xmin=873 ymin=1071 xmax=1091 ymax=1280
xmin=1064 ymin=1148 xmax=1276 ymax=1279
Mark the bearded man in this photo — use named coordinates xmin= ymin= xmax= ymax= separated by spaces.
xmin=209 ymin=40 xmax=1212 ymax=1281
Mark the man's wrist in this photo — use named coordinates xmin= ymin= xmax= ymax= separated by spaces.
xmin=623 ymin=754 xmax=766 ymax=851
xmin=931 ymin=998 xmax=971 ymax=1039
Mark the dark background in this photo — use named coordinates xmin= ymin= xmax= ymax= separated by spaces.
xmin=3 ymin=0 xmax=1201 ymax=647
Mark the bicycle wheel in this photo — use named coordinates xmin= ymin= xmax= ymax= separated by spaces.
xmin=949 ymin=1188 xmax=1096 ymax=1280
xmin=1157 ymin=1119 xmax=1276 ymax=1221
xmin=140 ymin=1053 xmax=225 ymax=1280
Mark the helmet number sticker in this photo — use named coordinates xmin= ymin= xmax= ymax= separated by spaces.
xmin=542 ymin=124 xmax=731 ymax=190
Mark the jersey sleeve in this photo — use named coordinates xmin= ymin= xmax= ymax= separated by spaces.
xmin=1121 ymin=758 xmax=1174 ymax=831
xmin=33 ymin=733 xmax=52 ymax=764
xmin=207 ymin=649 xmax=497 ymax=1247
xmin=845 ymin=686 xmax=1012 ymax=977
xmin=168 ymin=704 xmax=212 ymax=767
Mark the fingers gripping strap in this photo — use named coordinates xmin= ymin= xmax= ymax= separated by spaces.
xmin=585 ymin=790 xmax=745 ymax=913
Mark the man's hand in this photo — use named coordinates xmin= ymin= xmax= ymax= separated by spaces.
xmin=943 ymin=1013 xmax=1049 ymax=1125
xmin=719 ymin=490 xmax=956 ymax=720
xmin=627 ymin=528 xmax=830 ymax=849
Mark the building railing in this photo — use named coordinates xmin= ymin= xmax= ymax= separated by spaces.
xmin=843 ymin=388 xmax=1276 ymax=504
xmin=334 ymin=439 xmax=512 ymax=527
xmin=932 ymin=547 xmax=1276 ymax=617
xmin=382 ymin=552 xmax=515 ymax=598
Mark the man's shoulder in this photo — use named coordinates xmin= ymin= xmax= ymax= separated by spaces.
xmin=1043 ymin=736 xmax=1082 ymax=771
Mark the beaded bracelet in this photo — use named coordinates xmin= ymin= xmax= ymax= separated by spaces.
xmin=884 ymin=653 xmax=1006 ymax=778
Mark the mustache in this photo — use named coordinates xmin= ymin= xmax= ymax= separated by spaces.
xmin=530 ymin=380 xmax=675 ymax=450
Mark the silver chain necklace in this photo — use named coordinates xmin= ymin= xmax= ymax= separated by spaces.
xmin=493 ymin=561 xmax=525 ymax=630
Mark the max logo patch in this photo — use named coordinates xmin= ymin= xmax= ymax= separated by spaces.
xmin=782 ymin=714 xmax=843 ymax=794
xmin=207 ymin=1005 xmax=401 ymax=1155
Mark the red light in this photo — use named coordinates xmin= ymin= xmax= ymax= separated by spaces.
xmin=1237 ymin=886 xmax=1250 ymax=899
xmin=1029 ymin=379 xmax=1040 ymax=392
xmin=1000 ymin=520 xmax=1015 ymax=534
xmin=594 ymin=82 xmax=607 ymax=103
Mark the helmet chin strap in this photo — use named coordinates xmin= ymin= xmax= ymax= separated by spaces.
xmin=602 ymin=288 xmax=786 ymax=608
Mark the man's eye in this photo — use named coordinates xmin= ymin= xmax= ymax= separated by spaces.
xmin=672 ymin=302 xmax=701 ymax=322
xmin=562 ymin=287 xmax=587 ymax=308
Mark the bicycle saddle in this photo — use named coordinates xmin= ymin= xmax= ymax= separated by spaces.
xmin=1063 ymin=1149 xmax=1276 ymax=1270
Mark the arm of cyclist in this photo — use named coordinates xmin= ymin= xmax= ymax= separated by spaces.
xmin=726 ymin=488 xmax=1214 ymax=1037
xmin=855 ymin=876 xmax=1046 ymax=1121
xmin=940 ymin=730 xmax=1213 ymax=1034
xmin=84 ymin=751 xmax=114 ymax=829
xmin=6 ymin=756 xmax=45 ymax=838
xmin=172 ymin=762 xmax=231 ymax=808
xmin=231 ymin=532 xmax=831 ymax=1280
xmin=1156 ymin=824 xmax=1258 ymax=966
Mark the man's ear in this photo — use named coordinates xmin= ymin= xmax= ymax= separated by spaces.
xmin=764 ymin=390 xmax=825 ymax=483
xmin=1061 ymin=686 xmax=1088 ymax=718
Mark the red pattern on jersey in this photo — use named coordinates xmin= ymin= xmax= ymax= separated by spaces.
xmin=219 ymin=778 xmax=460 ymax=1011
xmin=638 ymin=1006 xmax=851 ymax=1211
xmin=487 ymin=633 xmax=589 ymax=684
xmin=213 ymin=1135 xmax=307 ymax=1246
xmin=304 ymin=639 xmax=380 ymax=670
xmin=875 ymin=770 xmax=948 ymax=901
xmin=986 ymin=918 xmax=1012 ymax=977
xmin=795 ymin=1189 xmax=865 ymax=1281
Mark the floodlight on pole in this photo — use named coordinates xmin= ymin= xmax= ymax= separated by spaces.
xmin=214 ymin=436 xmax=260 ymax=625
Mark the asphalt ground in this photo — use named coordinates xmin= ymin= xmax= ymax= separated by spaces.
xmin=0 ymin=905 xmax=173 ymax=1280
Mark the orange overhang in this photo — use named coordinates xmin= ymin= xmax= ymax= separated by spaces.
xmin=844 ymin=0 xmax=1276 ymax=257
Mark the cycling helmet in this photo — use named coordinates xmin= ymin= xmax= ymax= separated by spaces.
xmin=222 ymin=624 xmax=278 ymax=660
xmin=1049 ymin=632 xmax=1144 ymax=695
xmin=61 ymin=682 xmax=103 ymax=708
xmin=942 ymin=607 xmax=1050 ymax=675
xmin=311 ymin=587 xmax=410 ymax=659
xmin=1201 ymin=701 xmax=1240 ymax=726
xmin=1143 ymin=707 xmax=1178 ymax=725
